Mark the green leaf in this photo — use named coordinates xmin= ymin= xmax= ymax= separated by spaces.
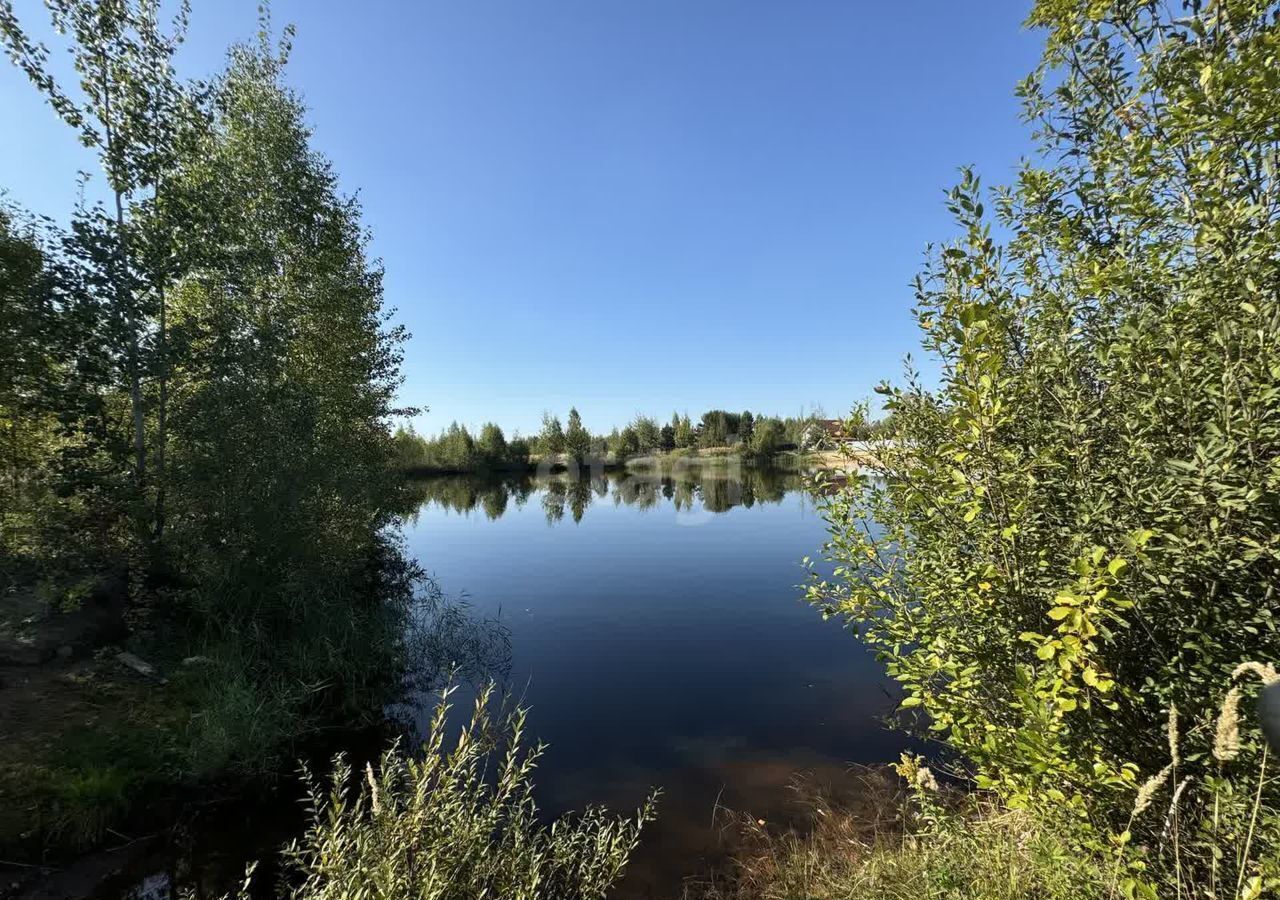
xmin=1199 ymin=64 xmax=1213 ymax=93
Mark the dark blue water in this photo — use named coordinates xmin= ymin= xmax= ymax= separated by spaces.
xmin=402 ymin=468 xmax=911 ymax=896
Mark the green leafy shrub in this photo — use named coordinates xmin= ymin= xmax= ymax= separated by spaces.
xmin=808 ymin=0 xmax=1280 ymax=816
xmin=265 ymin=685 xmax=657 ymax=900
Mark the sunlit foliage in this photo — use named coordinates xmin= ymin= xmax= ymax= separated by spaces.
xmin=809 ymin=0 xmax=1280 ymax=885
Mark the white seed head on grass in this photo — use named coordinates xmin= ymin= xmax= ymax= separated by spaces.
xmin=1231 ymin=661 xmax=1279 ymax=685
xmin=1161 ymin=776 xmax=1193 ymax=840
xmin=366 ymin=762 xmax=382 ymax=815
xmin=1214 ymin=687 xmax=1243 ymax=763
xmin=1212 ymin=660 xmax=1279 ymax=765
xmin=1132 ymin=763 xmax=1173 ymax=817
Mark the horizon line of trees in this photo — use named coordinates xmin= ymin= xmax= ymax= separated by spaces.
xmin=392 ymin=406 xmax=843 ymax=473
xmin=393 ymin=421 xmax=531 ymax=474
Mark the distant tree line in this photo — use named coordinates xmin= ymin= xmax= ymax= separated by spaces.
xmin=394 ymin=407 xmax=825 ymax=474
xmin=393 ymin=422 xmax=532 ymax=474
xmin=544 ymin=407 xmax=819 ymax=462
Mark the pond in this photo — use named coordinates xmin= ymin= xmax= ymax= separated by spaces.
xmin=401 ymin=464 xmax=914 ymax=897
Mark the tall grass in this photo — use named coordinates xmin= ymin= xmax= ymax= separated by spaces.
xmin=690 ymin=774 xmax=1109 ymax=900
xmin=244 ymin=684 xmax=657 ymax=900
xmin=1111 ymin=662 xmax=1280 ymax=900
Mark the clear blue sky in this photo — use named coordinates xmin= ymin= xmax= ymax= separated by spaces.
xmin=1 ymin=0 xmax=1041 ymax=437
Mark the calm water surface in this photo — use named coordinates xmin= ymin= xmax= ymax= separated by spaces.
xmin=402 ymin=467 xmax=913 ymax=897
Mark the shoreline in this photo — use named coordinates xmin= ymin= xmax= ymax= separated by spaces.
xmin=399 ymin=448 xmax=837 ymax=479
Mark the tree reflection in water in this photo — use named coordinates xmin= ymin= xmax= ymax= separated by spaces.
xmin=401 ymin=465 xmax=804 ymax=525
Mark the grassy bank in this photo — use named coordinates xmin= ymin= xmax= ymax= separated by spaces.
xmin=0 ymin=542 xmax=434 ymax=857
xmin=693 ymin=786 xmax=1110 ymax=900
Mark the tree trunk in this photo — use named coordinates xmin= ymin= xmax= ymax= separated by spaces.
xmin=116 ymin=188 xmax=147 ymax=493
xmin=154 ymin=277 xmax=167 ymax=543
xmin=101 ymin=56 xmax=147 ymax=496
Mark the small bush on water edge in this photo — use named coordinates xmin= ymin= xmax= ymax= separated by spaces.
xmin=232 ymin=684 xmax=657 ymax=900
